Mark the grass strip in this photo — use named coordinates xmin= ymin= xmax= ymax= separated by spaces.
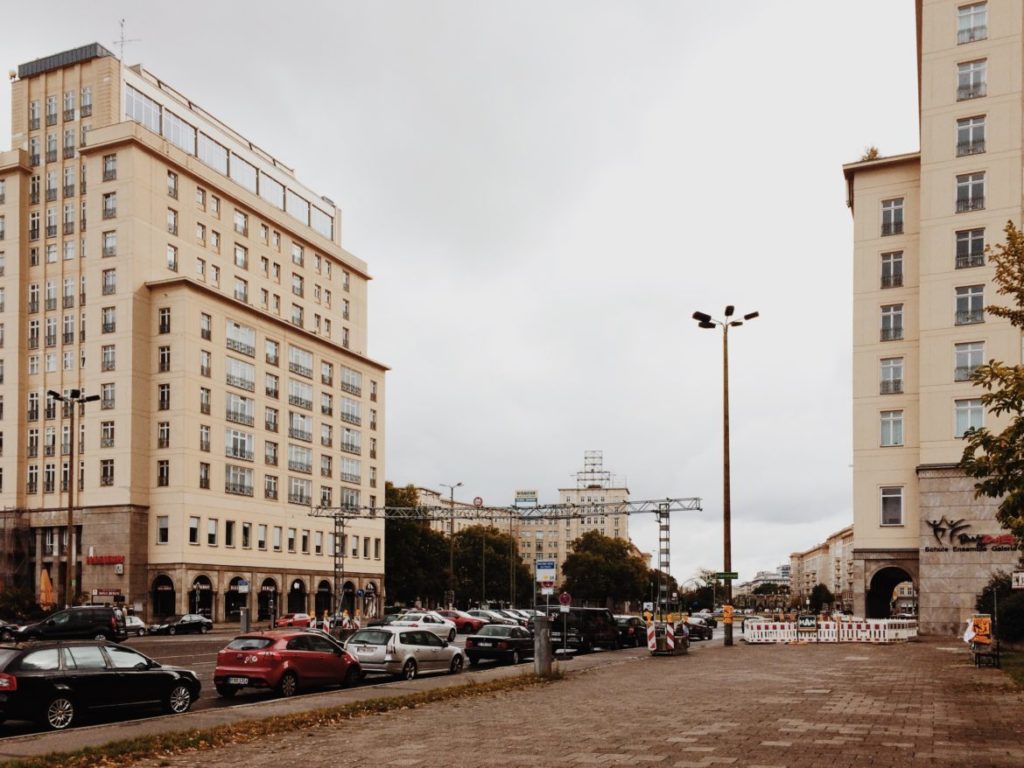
xmin=0 ymin=671 xmax=562 ymax=768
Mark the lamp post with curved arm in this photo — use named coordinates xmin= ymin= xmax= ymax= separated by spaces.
xmin=440 ymin=481 xmax=462 ymax=609
xmin=691 ymin=306 xmax=759 ymax=647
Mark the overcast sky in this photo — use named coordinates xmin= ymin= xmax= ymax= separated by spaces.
xmin=0 ymin=1 xmax=921 ymax=585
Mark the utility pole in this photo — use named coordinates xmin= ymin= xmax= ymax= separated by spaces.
xmin=440 ymin=482 xmax=462 ymax=609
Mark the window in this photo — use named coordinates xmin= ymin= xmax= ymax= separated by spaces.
xmin=265 ymin=406 xmax=279 ymax=432
xmin=273 ymin=526 xmax=282 ymax=551
xmin=189 ymin=516 xmax=200 ymax=544
xmin=958 ymin=59 xmax=987 ymax=100
xmin=199 ymin=462 xmax=210 ymax=489
xmin=166 ymin=244 xmax=178 ymax=272
xmin=167 ymin=208 xmax=178 ymax=235
xmin=225 ymin=464 xmax=253 ymax=496
xmin=957 ymin=116 xmax=985 ymax=156
xmin=265 ymin=474 xmax=279 ymax=500
xmin=234 ymin=244 xmax=248 ymax=270
xmin=199 ymin=424 xmax=211 ymax=452
xmin=226 ymin=357 xmax=256 ymax=391
xmin=291 ymin=243 xmax=304 ymax=266
xmin=880 ymin=410 xmax=904 ymax=447
xmin=100 ymin=420 xmax=115 ymax=448
xmin=158 ymin=421 xmax=170 ymax=449
xmin=955 ymin=398 xmax=984 ymax=437
xmin=881 ymin=252 xmax=903 ymax=288
xmin=158 ymin=346 xmax=171 ymax=372
xmin=881 ymin=198 xmax=903 ymax=236
xmin=157 ymin=515 xmax=169 ymax=544
xmin=100 ymin=458 xmax=114 ymax=486
xmin=880 ymin=357 xmax=903 ymax=394
xmin=158 ymin=383 xmax=171 ymax=410
xmin=167 ymin=171 xmax=178 ymax=198
xmin=315 ymin=531 xmax=323 ymax=555
xmin=257 ymin=524 xmax=267 ymax=550
xmin=234 ymin=278 xmax=248 ymax=303
xmin=955 ymin=341 xmax=983 ymax=381
xmin=266 ymin=339 xmax=280 ymax=366
xmin=101 ymin=344 xmax=116 ymax=371
xmin=955 ymin=285 xmax=984 ymax=324
xmin=102 ymin=192 xmax=116 ymax=219
xmin=956 ymin=172 xmax=985 ymax=212
xmin=287 ymin=528 xmax=296 ymax=552
xmin=242 ymin=522 xmax=251 ymax=548
xmin=200 ymin=387 xmax=211 ymax=415
xmin=102 ymin=153 xmax=117 ymax=181
xmin=956 ymin=228 xmax=985 ymax=268
xmin=291 ymin=304 xmax=304 ymax=327
xmin=233 ymin=210 xmax=248 ymax=236
xmin=225 ymin=520 xmax=235 ymax=547
xmin=102 ymin=268 xmax=117 ymax=295
xmin=288 ymin=476 xmax=311 ymax=505
xmin=881 ymin=487 xmax=903 ymax=526
xmin=292 ymin=273 xmax=304 ymax=297
xmin=200 ymin=313 xmax=212 ymax=340
xmin=158 ymin=307 xmax=171 ymax=334
xmin=265 ymin=440 xmax=279 ymax=465
xmin=200 ymin=349 xmax=212 ymax=377
xmin=266 ymin=372 xmax=280 ymax=398
xmin=157 ymin=459 xmax=169 ymax=487
xmin=207 ymin=518 xmax=218 ymax=546
xmin=958 ymin=3 xmax=987 ymax=44
xmin=880 ymin=304 xmax=903 ymax=341
xmin=101 ymin=382 xmax=115 ymax=409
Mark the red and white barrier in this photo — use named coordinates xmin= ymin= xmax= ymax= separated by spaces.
xmin=647 ymin=620 xmax=657 ymax=651
xmin=743 ymin=619 xmax=917 ymax=644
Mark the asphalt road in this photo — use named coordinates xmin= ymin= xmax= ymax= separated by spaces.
xmin=0 ymin=623 xmax=725 ymax=737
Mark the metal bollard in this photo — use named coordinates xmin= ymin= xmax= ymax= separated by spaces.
xmin=533 ymin=616 xmax=552 ymax=675
xmin=239 ymin=606 xmax=250 ymax=633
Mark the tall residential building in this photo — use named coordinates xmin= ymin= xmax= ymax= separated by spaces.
xmin=844 ymin=1 xmax=1019 ymax=634
xmin=0 ymin=44 xmax=387 ymax=621
xmin=789 ymin=526 xmax=854 ymax=612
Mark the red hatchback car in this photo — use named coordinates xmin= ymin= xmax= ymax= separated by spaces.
xmin=436 ymin=609 xmax=487 ymax=634
xmin=214 ymin=629 xmax=361 ymax=698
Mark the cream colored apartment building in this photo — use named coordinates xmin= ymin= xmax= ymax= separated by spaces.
xmin=0 ymin=44 xmax=387 ymax=622
xmin=789 ymin=525 xmax=854 ymax=612
xmin=844 ymin=1 xmax=1020 ymax=634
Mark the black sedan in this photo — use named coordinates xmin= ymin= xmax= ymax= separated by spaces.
xmin=0 ymin=620 xmax=18 ymax=642
xmin=464 ymin=624 xmax=534 ymax=665
xmin=148 ymin=613 xmax=213 ymax=636
xmin=686 ymin=617 xmax=714 ymax=641
xmin=615 ymin=616 xmax=648 ymax=648
xmin=0 ymin=641 xmax=200 ymax=730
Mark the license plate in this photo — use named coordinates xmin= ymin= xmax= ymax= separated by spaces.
xmin=476 ymin=641 xmax=492 ymax=647
xmin=228 ymin=677 xmax=248 ymax=685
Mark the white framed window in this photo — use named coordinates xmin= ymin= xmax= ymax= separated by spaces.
xmin=955 ymin=285 xmax=984 ymax=325
xmin=956 ymin=116 xmax=986 ymax=156
xmin=880 ymin=410 xmax=904 ymax=447
xmin=955 ymin=228 xmax=985 ymax=269
xmin=957 ymin=59 xmax=987 ymax=100
xmin=958 ymin=3 xmax=987 ymax=44
xmin=880 ymin=487 xmax=903 ymax=526
xmin=880 ymin=251 xmax=903 ymax=288
xmin=881 ymin=304 xmax=903 ymax=341
xmin=955 ymin=342 xmax=983 ymax=381
xmin=955 ymin=398 xmax=984 ymax=437
xmin=955 ymin=172 xmax=985 ymax=212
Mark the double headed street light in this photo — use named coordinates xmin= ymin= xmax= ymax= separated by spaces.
xmin=691 ymin=306 xmax=758 ymax=648
xmin=47 ymin=389 xmax=101 ymax=608
xmin=440 ymin=481 xmax=462 ymax=609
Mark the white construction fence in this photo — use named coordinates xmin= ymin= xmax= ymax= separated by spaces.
xmin=743 ymin=618 xmax=918 ymax=644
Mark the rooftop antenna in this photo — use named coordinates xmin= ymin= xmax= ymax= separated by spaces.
xmin=113 ymin=18 xmax=140 ymax=61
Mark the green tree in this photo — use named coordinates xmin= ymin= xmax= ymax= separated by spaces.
xmin=752 ymin=583 xmax=782 ymax=595
xmin=960 ymin=222 xmax=1024 ymax=545
xmin=383 ymin=482 xmax=448 ymax=606
xmin=561 ymin=531 xmax=650 ymax=609
xmin=809 ymin=583 xmax=835 ymax=613
xmin=453 ymin=525 xmax=533 ymax=607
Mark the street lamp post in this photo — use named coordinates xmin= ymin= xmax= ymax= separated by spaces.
xmin=440 ymin=482 xmax=462 ymax=609
xmin=691 ymin=306 xmax=759 ymax=647
xmin=47 ymin=389 xmax=100 ymax=608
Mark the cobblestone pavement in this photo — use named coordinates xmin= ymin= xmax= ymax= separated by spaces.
xmin=134 ymin=637 xmax=1024 ymax=768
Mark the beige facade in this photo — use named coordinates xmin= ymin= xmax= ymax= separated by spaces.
xmin=789 ymin=526 xmax=854 ymax=611
xmin=845 ymin=1 xmax=1022 ymax=632
xmin=0 ymin=45 xmax=386 ymax=621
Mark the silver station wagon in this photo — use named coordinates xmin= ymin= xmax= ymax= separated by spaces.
xmin=344 ymin=627 xmax=465 ymax=680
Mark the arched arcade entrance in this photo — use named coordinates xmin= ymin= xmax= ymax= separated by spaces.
xmin=258 ymin=578 xmax=278 ymax=621
xmin=151 ymin=575 xmax=175 ymax=619
xmin=314 ymin=580 xmax=332 ymax=617
xmin=190 ymin=575 xmax=214 ymax=618
xmin=341 ymin=581 xmax=355 ymax=616
xmin=287 ymin=578 xmax=307 ymax=613
xmin=225 ymin=576 xmax=249 ymax=622
xmin=866 ymin=566 xmax=914 ymax=619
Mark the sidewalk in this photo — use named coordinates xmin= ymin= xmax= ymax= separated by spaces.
xmin=9 ymin=637 xmax=1024 ymax=767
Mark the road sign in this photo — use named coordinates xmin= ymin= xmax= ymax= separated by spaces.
xmin=237 ymin=580 xmax=250 ymax=594
xmin=535 ymin=560 xmax=557 ymax=584
xmin=643 ymin=601 xmax=654 ymax=611
xmin=797 ymin=614 xmax=818 ymax=633
xmin=473 ymin=496 xmax=483 ymax=507
xmin=515 ymin=489 xmax=538 ymax=505
xmin=1013 ymin=571 xmax=1024 ymax=590
xmin=541 ymin=580 xmax=554 ymax=589
xmin=559 ymin=604 xmax=570 ymax=613
xmin=714 ymin=572 xmax=739 ymax=580
xmin=541 ymin=587 xmax=554 ymax=596
xmin=559 ymin=591 xmax=572 ymax=607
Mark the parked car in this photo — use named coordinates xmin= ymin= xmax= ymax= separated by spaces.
xmin=686 ymin=617 xmax=714 ymax=641
xmin=464 ymin=624 xmax=534 ymax=665
xmin=436 ymin=609 xmax=487 ymax=634
xmin=467 ymin=609 xmax=517 ymax=626
xmin=492 ymin=609 xmax=529 ymax=627
xmin=0 ymin=620 xmax=19 ymax=642
xmin=275 ymin=613 xmax=312 ymax=627
xmin=0 ymin=640 xmax=199 ymax=730
xmin=695 ymin=611 xmax=718 ymax=629
xmin=15 ymin=606 xmax=127 ymax=642
xmin=148 ymin=614 xmax=213 ymax=636
xmin=125 ymin=615 xmax=147 ymax=637
xmin=366 ymin=613 xmax=403 ymax=628
xmin=389 ymin=611 xmax=457 ymax=641
xmin=214 ymin=629 xmax=361 ymax=698
xmin=547 ymin=607 xmax=619 ymax=652
xmin=615 ymin=615 xmax=648 ymax=648
xmin=344 ymin=626 xmax=465 ymax=679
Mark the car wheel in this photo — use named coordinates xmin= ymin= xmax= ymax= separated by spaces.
xmin=343 ymin=666 xmax=360 ymax=688
xmin=168 ymin=626 xmax=177 ymax=636
xmin=42 ymin=696 xmax=75 ymax=730
xmin=165 ymin=683 xmax=193 ymax=714
xmin=449 ymin=655 xmax=464 ymax=675
xmin=278 ymin=671 xmax=299 ymax=697
xmin=215 ymin=684 xmax=238 ymax=698
xmin=201 ymin=624 xmax=210 ymax=634
xmin=0 ymin=630 xmax=11 ymax=642
xmin=136 ymin=628 xmax=146 ymax=637
xmin=401 ymin=658 xmax=417 ymax=680
xmin=510 ymin=650 xmax=520 ymax=665
xmin=93 ymin=633 xmax=109 ymax=641
xmin=448 ymin=629 xmax=456 ymax=642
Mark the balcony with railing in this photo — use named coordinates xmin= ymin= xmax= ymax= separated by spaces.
xmin=341 ymin=443 xmax=361 ymax=456
xmin=29 ymin=154 xmax=39 ymax=167
xmin=63 ymin=295 xmax=74 ymax=309
xmin=288 ymin=460 xmax=312 ymax=474
xmin=45 ymin=224 xmax=57 ymax=237
xmin=46 ymin=112 xmax=57 ymax=127
xmin=27 ymin=445 xmax=38 ymax=458
xmin=288 ymin=395 xmax=312 ymax=410
xmin=879 ymin=379 xmax=903 ymax=395
xmin=265 ymin=418 xmax=278 ymax=432
xmin=956 ymin=309 xmax=984 ymax=325
xmin=321 ymin=373 xmax=333 ymax=387
xmin=340 ymin=412 xmax=361 ymax=426
xmin=226 ymin=447 xmax=255 ymax=462
xmin=225 ymin=409 xmax=255 ymax=427
xmin=158 ymin=436 xmax=170 ymax=449
xmin=63 ymin=146 xmax=75 ymax=160
xmin=957 ymin=83 xmax=987 ymax=100
xmin=100 ymin=474 xmax=114 ymax=487
xmin=958 ymin=25 xmax=987 ymax=44
xmin=45 ymin=150 xmax=57 ymax=163
xmin=226 ymin=338 xmax=255 ymax=357
xmin=955 ymin=365 xmax=979 ymax=382
xmin=225 ymin=374 xmax=255 ymax=392
xmin=321 ymin=405 xmax=333 ymax=417
xmin=321 ymin=466 xmax=332 ymax=478
xmin=103 ymin=168 xmax=116 ymax=182
xmin=881 ymin=221 xmax=903 ymax=237
xmin=29 ymin=116 xmax=40 ymax=130
xmin=101 ymin=322 xmax=115 ymax=334
xmin=101 ymin=398 xmax=114 ymax=410
xmin=880 ymin=274 xmax=903 ymax=289
xmin=64 ymin=108 xmax=75 ymax=122
xmin=265 ymin=453 xmax=278 ymax=466
xmin=956 ymin=196 xmax=985 ymax=213
xmin=63 ymin=222 xmax=74 ymax=235
xmin=288 ymin=492 xmax=311 ymax=505
xmin=29 ymin=227 xmax=39 ymax=240
xmin=340 ymin=472 xmax=360 ymax=484
xmin=28 ymin=336 xmax=39 ymax=349
xmin=225 ymin=481 xmax=254 ymax=497
xmin=340 ymin=381 xmax=361 ymax=396
xmin=957 ymin=139 xmax=985 ymax=157
xmin=62 ymin=331 xmax=74 ymax=344
xmin=266 ymin=488 xmax=279 ymax=500
xmin=880 ymin=326 xmax=903 ymax=342
xmin=100 ymin=436 xmax=114 ymax=448
xmin=321 ymin=436 xmax=333 ymax=448
xmin=956 ymin=253 xmax=984 ymax=269
xmin=288 ymin=362 xmax=313 ymax=378
xmin=288 ymin=428 xmax=312 ymax=442
xmin=46 ymin=188 xmax=57 ymax=202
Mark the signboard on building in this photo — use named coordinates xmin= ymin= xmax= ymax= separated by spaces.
xmin=515 ymin=490 xmax=538 ymax=506
xmin=535 ymin=559 xmax=557 ymax=584
xmin=1013 ymin=572 xmax=1024 ymax=590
